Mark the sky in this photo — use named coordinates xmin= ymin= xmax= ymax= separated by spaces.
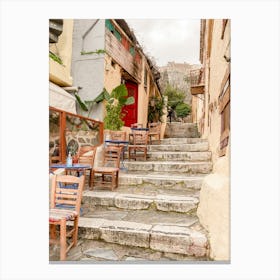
xmin=125 ymin=19 xmax=201 ymax=67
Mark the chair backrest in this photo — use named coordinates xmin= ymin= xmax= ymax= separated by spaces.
xmin=131 ymin=123 xmax=143 ymax=128
xmin=103 ymin=146 xmax=122 ymax=168
xmin=148 ymin=122 xmax=161 ymax=133
xmin=131 ymin=130 xmax=149 ymax=145
xmin=78 ymin=145 xmax=96 ymax=167
xmin=109 ymin=130 xmax=126 ymax=141
xmin=50 ymin=174 xmax=85 ymax=213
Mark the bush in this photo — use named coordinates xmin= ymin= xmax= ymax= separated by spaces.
xmin=175 ymin=102 xmax=191 ymax=118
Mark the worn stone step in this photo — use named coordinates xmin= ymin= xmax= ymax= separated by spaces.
xmin=82 ymin=190 xmax=199 ymax=214
xmin=164 ymin=122 xmax=200 ymax=138
xmin=72 ymin=215 xmax=209 ymax=257
xmin=50 ymin=239 xmax=210 ymax=261
xmin=123 ymin=161 xmax=212 ymax=174
xmin=148 ymin=142 xmax=209 ymax=152
xmin=119 ymin=172 xmax=204 ymax=191
xmin=160 ymin=138 xmax=208 ymax=145
xmin=147 ymin=151 xmax=211 ymax=161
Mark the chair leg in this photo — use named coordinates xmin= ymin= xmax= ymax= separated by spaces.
xmin=90 ymin=170 xmax=94 ymax=190
xmin=73 ymin=216 xmax=79 ymax=246
xmin=50 ymin=224 xmax=56 ymax=241
xmin=116 ymin=171 xmax=119 ymax=189
xmin=60 ymin=218 xmax=67 ymax=261
xmin=111 ymin=172 xmax=115 ymax=191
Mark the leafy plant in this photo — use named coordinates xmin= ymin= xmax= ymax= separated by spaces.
xmin=49 ymin=51 xmax=63 ymax=65
xmin=102 ymin=85 xmax=134 ymax=130
xmin=163 ymin=84 xmax=185 ymax=110
xmin=80 ymin=49 xmax=106 ymax=55
xmin=148 ymin=96 xmax=165 ymax=123
xmin=74 ymin=84 xmax=135 ymax=130
xmin=175 ymin=102 xmax=191 ymax=118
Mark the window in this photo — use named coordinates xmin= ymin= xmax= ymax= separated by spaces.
xmin=105 ymin=19 xmax=122 ymax=42
xmin=129 ymin=46 xmax=135 ymax=56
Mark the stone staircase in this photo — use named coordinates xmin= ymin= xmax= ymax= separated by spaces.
xmin=51 ymin=124 xmax=213 ymax=261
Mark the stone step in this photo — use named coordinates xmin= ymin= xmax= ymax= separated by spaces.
xmin=82 ymin=190 xmax=199 ymax=214
xmin=50 ymin=239 xmax=209 ymax=261
xmin=164 ymin=122 xmax=200 ymax=138
xmin=119 ymin=171 xmax=204 ymax=191
xmin=148 ymin=142 xmax=209 ymax=152
xmin=72 ymin=213 xmax=209 ymax=257
xmin=147 ymin=151 xmax=211 ymax=161
xmin=123 ymin=161 xmax=212 ymax=174
xmin=160 ymin=138 xmax=208 ymax=145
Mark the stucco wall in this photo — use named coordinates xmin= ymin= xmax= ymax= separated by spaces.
xmin=197 ymin=144 xmax=230 ymax=261
xmin=195 ymin=19 xmax=231 ymax=261
xmin=71 ymin=19 xmax=106 ymax=121
xmin=49 ymin=19 xmax=74 ymax=87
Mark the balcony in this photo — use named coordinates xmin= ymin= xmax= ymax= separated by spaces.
xmin=190 ymin=68 xmax=205 ymax=95
xmin=105 ymin=28 xmax=142 ymax=83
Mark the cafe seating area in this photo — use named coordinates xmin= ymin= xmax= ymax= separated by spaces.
xmin=49 ymin=122 xmax=162 ymax=260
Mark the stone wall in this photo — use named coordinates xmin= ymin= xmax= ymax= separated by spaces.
xmin=65 ymin=130 xmax=99 ymax=154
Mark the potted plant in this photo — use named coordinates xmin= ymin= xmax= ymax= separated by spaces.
xmin=100 ymin=84 xmax=135 ymax=130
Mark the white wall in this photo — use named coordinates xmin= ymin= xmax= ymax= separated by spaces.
xmin=71 ymin=19 xmax=106 ymax=120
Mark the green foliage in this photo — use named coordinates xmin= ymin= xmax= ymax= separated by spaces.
xmin=49 ymin=52 xmax=63 ymax=65
xmin=74 ymin=84 xmax=135 ymax=130
xmin=74 ymin=94 xmax=88 ymax=111
xmin=163 ymin=84 xmax=185 ymax=110
xmin=175 ymin=102 xmax=191 ymax=118
xmin=103 ymin=84 xmax=135 ymax=130
xmin=104 ymin=103 xmax=124 ymax=130
xmin=80 ymin=49 xmax=106 ymax=55
xmin=148 ymin=96 xmax=165 ymax=123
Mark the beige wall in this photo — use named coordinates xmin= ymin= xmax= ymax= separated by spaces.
xmin=49 ymin=19 xmax=74 ymax=87
xmin=195 ymin=19 xmax=231 ymax=261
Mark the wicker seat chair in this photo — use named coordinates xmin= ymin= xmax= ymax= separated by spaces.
xmin=49 ymin=174 xmax=85 ymax=261
xmin=77 ymin=145 xmax=97 ymax=188
xmin=148 ymin=122 xmax=161 ymax=144
xmin=128 ymin=130 xmax=149 ymax=161
xmin=92 ymin=146 xmax=122 ymax=191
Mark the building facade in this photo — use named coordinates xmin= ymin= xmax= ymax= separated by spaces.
xmin=71 ymin=19 xmax=164 ymax=135
xmin=192 ymin=19 xmax=231 ymax=260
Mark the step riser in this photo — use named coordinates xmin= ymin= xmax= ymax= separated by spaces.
xmin=124 ymin=162 xmax=212 ymax=174
xmin=75 ymin=218 xmax=209 ymax=257
xmin=82 ymin=193 xmax=199 ymax=214
xmin=147 ymin=152 xmax=211 ymax=161
xmin=164 ymin=123 xmax=200 ymax=138
xmin=160 ymin=138 xmax=207 ymax=145
xmin=148 ymin=143 xmax=209 ymax=152
xmin=119 ymin=177 xmax=203 ymax=190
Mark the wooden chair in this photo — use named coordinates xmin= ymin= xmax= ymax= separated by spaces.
xmin=109 ymin=130 xmax=127 ymax=141
xmin=49 ymin=174 xmax=85 ymax=261
xmin=148 ymin=122 xmax=161 ymax=144
xmin=77 ymin=145 xmax=97 ymax=189
xmin=128 ymin=130 xmax=149 ymax=161
xmin=92 ymin=146 xmax=122 ymax=191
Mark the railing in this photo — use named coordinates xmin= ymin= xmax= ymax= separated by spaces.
xmin=49 ymin=106 xmax=104 ymax=163
xmin=190 ymin=67 xmax=204 ymax=86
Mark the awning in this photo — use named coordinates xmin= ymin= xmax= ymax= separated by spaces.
xmin=49 ymin=81 xmax=77 ymax=114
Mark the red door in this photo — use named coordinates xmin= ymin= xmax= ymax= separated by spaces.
xmin=122 ymin=82 xmax=138 ymax=127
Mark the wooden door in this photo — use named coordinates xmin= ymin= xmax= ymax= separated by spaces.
xmin=122 ymin=82 xmax=138 ymax=127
